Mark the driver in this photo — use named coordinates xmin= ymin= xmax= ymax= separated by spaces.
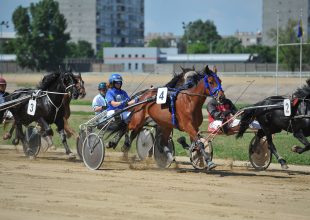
xmin=207 ymin=93 xmax=261 ymax=134
xmin=0 ymin=77 xmax=10 ymax=122
xmin=105 ymin=73 xmax=138 ymax=153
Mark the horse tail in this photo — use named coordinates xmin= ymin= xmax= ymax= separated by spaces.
xmin=236 ymin=109 xmax=256 ymax=139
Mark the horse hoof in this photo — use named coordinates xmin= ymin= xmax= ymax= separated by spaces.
xmin=3 ymin=133 xmax=12 ymax=140
xmin=279 ymin=159 xmax=288 ymax=169
xmin=291 ymin=145 xmax=303 ymax=154
xmin=206 ymin=161 xmax=217 ymax=170
xmin=67 ymin=153 xmax=76 ymax=160
xmin=281 ymin=164 xmax=289 ymax=169
xmin=12 ymin=138 xmax=19 ymax=145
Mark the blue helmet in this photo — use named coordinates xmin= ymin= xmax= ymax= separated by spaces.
xmin=98 ymin=82 xmax=107 ymax=90
xmin=109 ymin=73 xmax=123 ymax=84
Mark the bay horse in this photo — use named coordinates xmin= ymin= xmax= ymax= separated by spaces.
xmin=3 ymin=71 xmax=79 ymax=158
xmin=236 ymin=78 xmax=310 ymax=169
xmin=127 ymin=65 xmax=224 ymax=168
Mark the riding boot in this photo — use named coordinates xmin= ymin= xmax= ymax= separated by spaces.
xmin=121 ymin=133 xmax=131 ymax=152
xmin=107 ymin=123 xmax=127 ymax=149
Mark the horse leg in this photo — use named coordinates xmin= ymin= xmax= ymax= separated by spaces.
xmin=55 ymin=118 xmax=75 ymax=159
xmin=292 ymin=130 xmax=310 ymax=154
xmin=63 ymin=117 xmax=77 ymax=138
xmin=184 ymin=124 xmax=215 ymax=169
xmin=37 ymin=117 xmax=53 ymax=137
xmin=3 ymin=120 xmax=15 ymax=141
xmin=265 ymin=132 xmax=288 ymax=169
xmin=156 ymin=126 xmax=174 ymax=163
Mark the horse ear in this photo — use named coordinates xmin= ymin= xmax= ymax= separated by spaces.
xmin=180 ymin=66 xmax=185 ymax=72
xmin=306 ymin=78 xmax=310 ymax=87
xmin=203 ymin=65 xmax=210 ymax=74
xmin=192 ymin=65 xmax=195 ymax=71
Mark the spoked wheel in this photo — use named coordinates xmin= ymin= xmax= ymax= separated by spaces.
xmin=136 ymin=128 xmax=154 ymax=160
xmin=22 ymin=126 xmax=41 ymax=157
xmin=82 ymin=133 xmax=105 ymax=170
xmin=249 ymin=136 xmax=272 ymax=170
xmin=190 ymin=141 xmax=213 ymax=170
xmin=154 ymin=137 xmax=175 ymax=168
xmin=76 ymin=129 xmax=87 ymax=160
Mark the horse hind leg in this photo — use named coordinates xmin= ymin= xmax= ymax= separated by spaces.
xmin=292 ymin=130 xmax=310 ymax=154
xmin=265 ymin=134 xmax=288 ymax=169
xmin=59 ymin=129 xmax=75 ymax=159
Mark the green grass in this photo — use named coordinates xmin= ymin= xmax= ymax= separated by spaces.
xmin=16 ymin=83 xmax=36 ymax=88
xmin=71 ymin=100 xmax=92 ymax=105
xmin=1 ymin=111 xmax=309 ymax=166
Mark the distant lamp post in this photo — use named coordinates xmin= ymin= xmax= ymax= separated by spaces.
xmin=0 ymin=21 xmax=9 ymax=77
xmin=182 ymin=21 xmax=192 ymax=63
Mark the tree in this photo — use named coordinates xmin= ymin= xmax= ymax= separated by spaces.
xmin=268 ymin=19 xmax=301 ymax=72
xmin=12 ymin=0 xmax=69 ymax=71
xmin=214 ymin=37 xmax=243 ymax=53
xmin=181 ymin=19 xmax=221 ymax=53
xmin=244 ymin=45 xmax=276 ymax=63
xmin=66 ymin=41 xmax=94 ymax=58
xmin=148 ymin=37 xmax=170 ymax=48
xmin=96 ymin=42 xmax=112 ymax=59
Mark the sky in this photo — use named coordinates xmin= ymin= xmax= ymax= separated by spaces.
xmin=0 ymin=0 xmax=262 ymax=36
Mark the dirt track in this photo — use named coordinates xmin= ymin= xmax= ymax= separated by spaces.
xmin=0 ymin=146 xmax=309 ymax=220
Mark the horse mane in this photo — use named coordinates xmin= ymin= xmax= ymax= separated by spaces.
xmin=165 ymin=66 xmax=196 ymax=88
xmin=165 ymin=71 xmax=186 ymax=88
xmin=37 ymin=72 xmax=61 ymax=90
xmin=293 ymin=78 xmax=310 ymax=99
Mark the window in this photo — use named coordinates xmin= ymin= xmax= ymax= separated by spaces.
xmin=128 ymin=54 xmax=131 ymax=58
xmin=142 ymin=54 xmax=145 ymax=58
xmin=121 ymin=54 xmax=124 ymax=58
xmin=128 ymin=63 xmax=131 ymax=70
xmin=135 ymin=63 xmax=138 ymax=70
xmin=114 ymin=54 xmax=118 ymax=58
xmin=135 ymin=54 xmax=138 ymax=58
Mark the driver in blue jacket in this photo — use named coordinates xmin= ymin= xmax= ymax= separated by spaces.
xmin=105 ymin=73 xmax=138 ymax=154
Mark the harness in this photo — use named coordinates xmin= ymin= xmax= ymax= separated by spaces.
xmin=167 ymin=73 xmax=223 ymax=130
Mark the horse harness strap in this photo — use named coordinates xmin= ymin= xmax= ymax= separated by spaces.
xmin=203 ymin=73 xmax=223 ymax=97
xmin=46 ymin=92 xmax=65 ymax=123
xmin=169 ymin=89 xmax=180 ymax=129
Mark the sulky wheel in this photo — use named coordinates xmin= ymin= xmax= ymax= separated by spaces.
xmin=190 ymin=140 xmax=213 ymax=170
xmin=82 ymin=133 xmax=105 ymax=170
xmin=249 ymin=136 xmax=272 ymax=170
xmin=22 ymin=126 xmax=41 ymax=157
xmin=76 ymin=129 xmax=87 ymax=160
xmin=136 ymin=128 xmax=154 ymax=160
xmin=154 ymin=137 xmax=175 ymax=168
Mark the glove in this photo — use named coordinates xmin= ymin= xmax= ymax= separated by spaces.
xmin=121 ymin=98 xmax=130 ymax=106
xmin=134 ymin=96 xmax=139 ymax=103
xmin=222 ymin=110 xmax=232 ymax=117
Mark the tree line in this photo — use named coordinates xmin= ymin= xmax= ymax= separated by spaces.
xmin=1 ymin=0 xmax=308 ymax=72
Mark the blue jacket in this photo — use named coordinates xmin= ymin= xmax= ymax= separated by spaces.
xmin=106 ymin=88 xmax=129 ymax=110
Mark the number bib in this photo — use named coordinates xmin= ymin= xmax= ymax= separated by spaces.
xmin=156 ymin=87 xmax=168 ymax=104
xmin=27 ymin=99 xmax=37 ymax=116
xmin=283 ymin=99 xmax=291 ymax=117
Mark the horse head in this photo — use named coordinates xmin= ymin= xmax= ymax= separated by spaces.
xmin=61 ymin=71 xmax=79 ymax=100
xmin=73 ymin=72 xmax=86 ymax=98
xmin=202 ymin=65 xmax=224 ymax=99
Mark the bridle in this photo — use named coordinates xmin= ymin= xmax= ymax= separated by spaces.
xmin=203 ymin=72 xmax=223 ymax=98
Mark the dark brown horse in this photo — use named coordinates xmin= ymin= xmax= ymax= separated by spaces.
xmin=127 ymin=65 xmax=224 ymax=169
xmin=3 ymin=72 xmax=86 ymax=146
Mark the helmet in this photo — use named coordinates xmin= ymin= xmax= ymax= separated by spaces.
xmin=98 ymin=82 xmax=107 ymax=90
xmin=109 ymin=73 xmax=123 ymax=84
xmin=0 ymin=77 xmax=7 ymax=85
